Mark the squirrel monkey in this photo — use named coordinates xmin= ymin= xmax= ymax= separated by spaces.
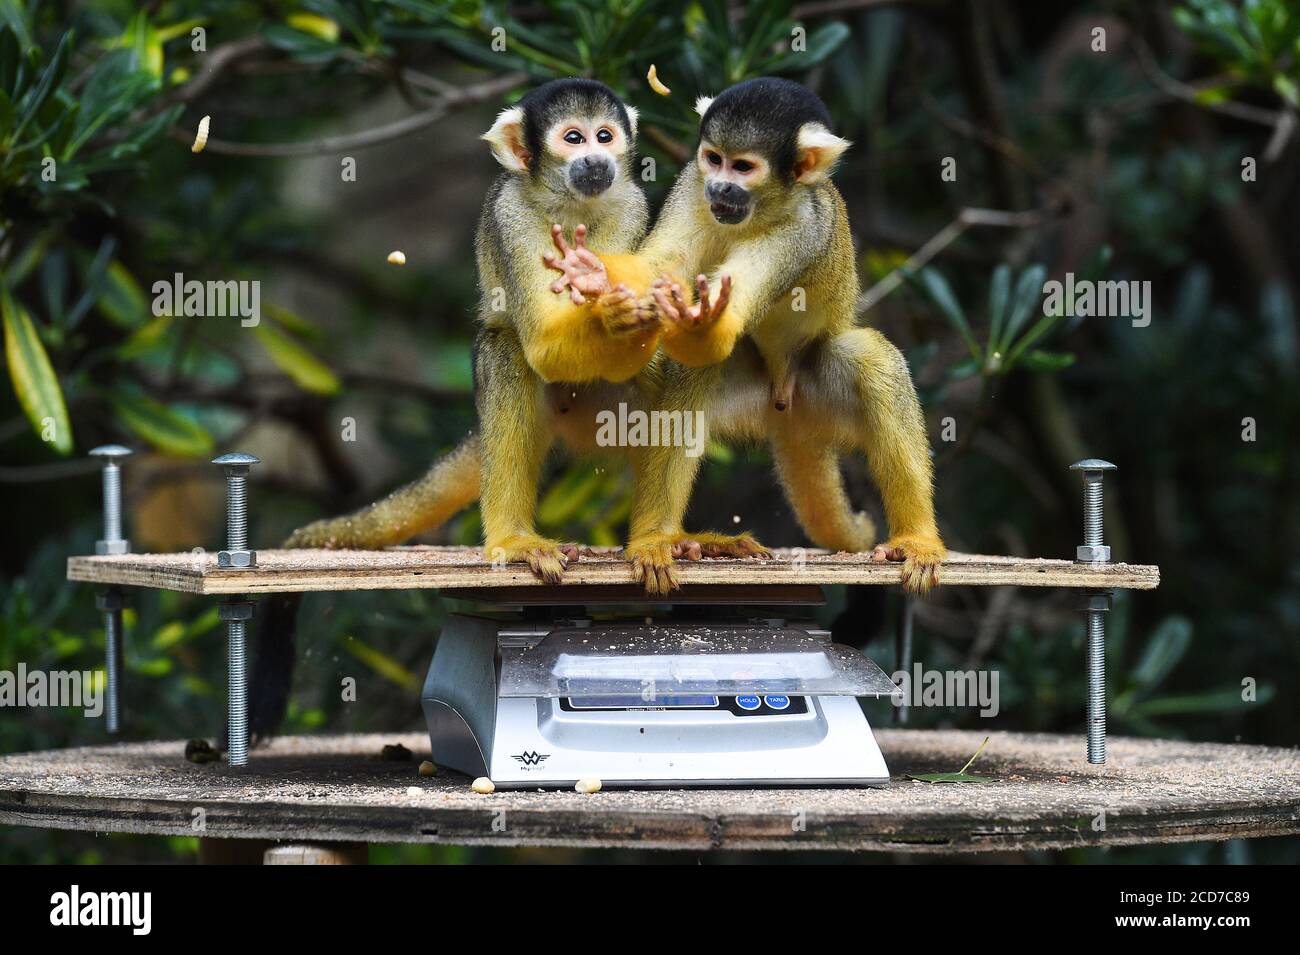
xmin=552 ymin=78 xmax=946 ymax=594
xmin=252 ymin=80 xmax=660 ymax=741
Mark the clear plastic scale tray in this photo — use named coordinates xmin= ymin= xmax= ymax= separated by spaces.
xmin=498 ymin=624 xmax=901 ymax=700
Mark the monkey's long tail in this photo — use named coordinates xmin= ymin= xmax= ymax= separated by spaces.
xmin=246 ymin=435 xmax=483 ymax=741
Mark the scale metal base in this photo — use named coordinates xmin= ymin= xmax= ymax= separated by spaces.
xmin=421 ymin=603 xmax=899 ymax=790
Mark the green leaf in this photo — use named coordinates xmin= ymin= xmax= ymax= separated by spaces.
xmin=1130 ymin=616 xmax=1192 ymax=691
xmin=1017 ymin=349 xmax=1076 ymax=372
xmin=906 ymin=771 xmax=991 ymax=784
xmin=13 ymin=29 xmax=70 ymax=141
xmin=986 ymin=264 xmax=1011 ymax=347
xmin=905 ymin=267 xmax=979 ymax=360
xmin=110 ymin=391 xmax=214 ymax=457
xmin=998 ymin=264 xmax=1047 ymax=353
xmin=1 ymin=285 xmax=73 ymax=454
xmin=253 ymin=321 xmax=341 ymax=395
xmin=343 ymin=635 xmax=421 ymax=691
xmin=97 ymin=260 xmax=149 ymax=327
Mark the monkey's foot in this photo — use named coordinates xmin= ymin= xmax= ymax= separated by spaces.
xmin=592 ymin=284 xmax=657 ymax=336
xmin=624 ymin=535 xmax=684 ymax=596
xmin=670 ymin=531 xmax=772 ymax=560
xmin=484 ymin=535 xmax=580 ymax=584
xmin=869 ymin=534 xmax=946 ymax=593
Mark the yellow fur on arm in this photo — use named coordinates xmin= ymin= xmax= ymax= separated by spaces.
xmin=522 ymin=293 xmax=652 ymax=382
xmin=660 ymin=304 xmax=742 ymax=367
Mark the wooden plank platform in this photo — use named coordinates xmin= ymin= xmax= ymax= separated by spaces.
xmin=66 ymin=546 xmax=1160 ymax=595
xmin=0 ymin=731 xmax=1291 ymax=853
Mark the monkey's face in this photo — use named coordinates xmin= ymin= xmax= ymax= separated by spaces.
xmin=698 ymin=140 xmax=769 ymax=225
xmin=545 ymin=117 xmax=628 ymax=198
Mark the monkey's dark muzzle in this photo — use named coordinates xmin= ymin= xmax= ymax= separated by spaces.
xmin=570 ymin=156 xmax=615 ymax=196
xmin=706 ymin=182 xmax=751 ymax=224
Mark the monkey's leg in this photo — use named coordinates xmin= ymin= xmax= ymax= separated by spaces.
xmin=818 ymin=328 xmax=946 ymax=592
xmin=769 ymin=421 xmax=876 ymax=553
xmin=626 ymin=362 xmax=769 ymax=594
xmin=285 ymin=436 xmax=482 ymax=549
xmin=476 ymin=328 xmax=574 ymax=583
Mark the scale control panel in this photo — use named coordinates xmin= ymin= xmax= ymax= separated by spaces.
xmin=559 ymin=694 xmax=811 ymax=717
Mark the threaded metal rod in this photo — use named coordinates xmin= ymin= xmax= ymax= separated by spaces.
xmin=1083 ymin=481 xmax=1103 ymax=547
xmin=103 ymin=610 xmax=120 ymax=734
xmin=227 ymin=621 xmax=248 ymax=766
xmin=226 ymin=474 xmax=248 ymax=551
xmin=1086 ymin=610 xmax=1106 ymax=764
xmin=102 ymin=463 xmax=122 ymax=541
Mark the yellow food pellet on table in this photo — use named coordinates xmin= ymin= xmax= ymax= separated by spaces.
xmin=575 ymin=777 xmax=602 ymax=794
xmin=471 ymin=776 xmax=495 ymax=794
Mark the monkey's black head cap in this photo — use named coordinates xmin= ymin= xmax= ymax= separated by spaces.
xmin=518 ymin=78 xmax=636 ymax=173
xmin=700 ymin=77 xmax=835 ymax=182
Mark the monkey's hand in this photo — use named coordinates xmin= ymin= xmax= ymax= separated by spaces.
xmin=484 ymin=534 xmax=582 ymax=585
xmin=543 ymin=223 xmax=611 ymax=304
xmin=591 ymin=283 xmax=658 ymax=336
xmin=869 ymin=534 xmax=946 ymax=594
xmin=670 ymin=531 xmax=771 ymax=560
xmin=652 ymin=273 xmax=740 ymax=367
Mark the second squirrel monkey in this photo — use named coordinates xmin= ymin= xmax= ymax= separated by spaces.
xmin=552 ymin=78 xmax=946 ymax=595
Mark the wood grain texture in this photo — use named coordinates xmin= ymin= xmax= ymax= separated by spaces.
xmin=0 ymin=731 xmax=1292 ymax=853
xmin=66 ymin=546 xmax=1160 ymax=595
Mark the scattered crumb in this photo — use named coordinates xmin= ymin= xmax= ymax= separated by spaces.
xmin=380 ymin=743 xmax=412 ymax=762
xmin=418 ymin=760 xmax=437 ymax=777
xmin=575 ymin=777 xmax=603 ymax=794
xmin=1057 ymin=775 xmax=1071 ymax=783
xmin=405 ymin=786 xmax=422 ymax=797
xmin=472 ymin=777 xmax=495 ymax=794
xmin=387 ymin=250 xmax=406 ymax=266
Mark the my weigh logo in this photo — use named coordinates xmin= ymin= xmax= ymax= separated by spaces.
xmin=512 ymin=751 xmax=550 ymax=766
xmin=50 ymin=885 xmax=151 ymax=935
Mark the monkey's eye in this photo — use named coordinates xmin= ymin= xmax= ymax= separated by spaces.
xmin=564 ymin=130 xmax=585 ymax=145
xmin=733 ymin=160 xmax=755 ymax=173
xmin=596 ymin=128 xmax=613 ymax=144
xmin=706 ymin=151 xmax=723 ymax=167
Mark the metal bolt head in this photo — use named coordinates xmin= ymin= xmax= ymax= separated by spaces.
xmin=218 ymin=550 xmax=257 ymax=569
xmin=1076 ymin=544 xmax=1112 ymax=563
xmin=90 ymin=444 xmax=133 ymax=462
xmin=1070 ymin=458 xmax=1117 ymax=481
xmin=212 ymin=452 xmax=260 ymax=474
xmin=218 ymin=600 xmax=256 ymax=621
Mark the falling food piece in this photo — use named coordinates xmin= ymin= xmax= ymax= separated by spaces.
xmin=732 ymin=515 xmax=741 ymax=524
xmin=575 ymin=777 xmax=603 ymax=794
xmin=387 ymin=250 xmax=406 ymax=266
xmin=472 ymin=776 xmax=495 ymax=794
xmin=191 ymin=115 xmax=210 ymax=153
xmin=646 ymin=64 xmax=671 ymax=97
xmin=418 ymin=759 xmax=437 ymax=777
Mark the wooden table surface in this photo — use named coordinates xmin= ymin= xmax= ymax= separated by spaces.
xmin=66 ymin=546 xmax=1160 ymax=595
xmin=1 ymin=730 xmax=1291 ymax=853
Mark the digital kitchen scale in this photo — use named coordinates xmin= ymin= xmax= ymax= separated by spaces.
xmin=421 ymin=588 xmax=901 ymax=789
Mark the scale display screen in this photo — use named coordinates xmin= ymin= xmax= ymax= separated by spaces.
xmin=566 ymin=695 xmax=719 ymax=710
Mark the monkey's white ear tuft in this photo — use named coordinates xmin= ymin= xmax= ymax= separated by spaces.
xmin=624 ymin=105 xmax=639 ymax=138
xmin=693 ymin=95 xmax=714 ymax=120
xmin=482 ymin=106 xmax=529 ymax=172
xmin=794 ymin=122 xmax=851 ymax=184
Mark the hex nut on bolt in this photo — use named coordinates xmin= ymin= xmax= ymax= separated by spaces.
xmin=218 ymin=601 xmax=255 ymax=621
xmin=1076 ymin=543 xmax=1112 ymax=563
xmin=95 ymin=591 xmax=127 ymax=612
xmin=218 ymin=550 xmax=256 ymax=569
xmin=212 ymin=452 xmax=259 ymax=569
xmin=1079 ymin=592 xmax=1113 ymax=613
